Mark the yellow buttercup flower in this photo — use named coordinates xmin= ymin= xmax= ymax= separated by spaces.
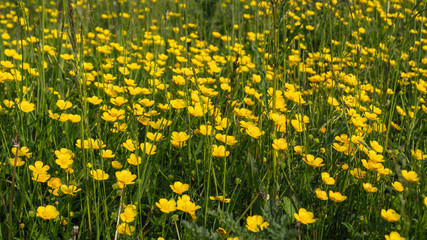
xmin=120 ymin=205 xmax=138 ymax=223
xmin=246 ymin=215 xmax=269 ymax=232
xmin=37 ymin=205 xmax=59 ymax=220
xmin=100 ymin=149 xmax=115 ymax=158
xmin=350 ymin=168 xmax=367 ymax=179
xmin=60 ymin=185 xmax=81 ymax=196
xmin=170 ymin=131 xmax=190 ymax=148
xmin=321 ymin=172 xmax=335 ymax=185
xmin=381 ymin=209 xmax=400 ymax=222
xmin=315 ymin=188 xmax=328 ymax=200
xmin=170 ymin=181 xmax=189 ymax=195
xmin=176 ymin=194 xmax=201 ymax=220
xmin=272 ymin=138 xmax=288 ymax=150
xmin=329 ymin=190 xmax=347 ymax=202
xmin=90 ymin=169 xmax=109 ymax=180
xmin=111 ymin=161 xmax=123 ymax=169
xmin=304 ymin=154 xmax=325 ymax=168
xmin=56 ymin=99 xmax=73 ymax=110
xmin=116 ymin=170 xmax=137 ymax=189
xmin=155 ymin=198 xmax=177 ymax=213
xmin=411 ymin=149 xmax=427 ymax=160
xmin=122 ymin=139 xmax=136 ymax=152
xmin=212 ymin=145 xmax=230 ymax=157
xmin=170 ymin=99 xmax=187 ymax=109
xmin=199 ymin=125 xmax=215 ymax=136
xmin=392 ymin=181 xmax=404 ymax=192
xmin=146 ymin=132 xmax=165 ymax=141
xmin=9 ymin=157 xmax=25 ymax=167
xmin=215 ymin=133 xmax=238 ymax=146
xmin=29 ymin=161 xmax=50 ymax=174
xmin=209 ymin=195 xmax=231 ymax=203
xmin=401 ymin=170 xmax=420 ymax=182
xmin=18 ymin=100 xmax=35 ymax=113
xmin=363 ymin=183 xmax=378 ymax=193
xmin=385 ymin=231 xmax=406 ymax=240
xmin=294 ymin=208 xmax=316 ymax=224
xmin=117 ymin=222 xmax=135 ymax=236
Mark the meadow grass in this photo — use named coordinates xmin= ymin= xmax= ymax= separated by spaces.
xmin=0 ymin=0 xmax=426 ymax=239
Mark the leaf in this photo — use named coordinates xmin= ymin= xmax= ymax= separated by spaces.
xmin=281 ymin=197 xmax=296 ymax=218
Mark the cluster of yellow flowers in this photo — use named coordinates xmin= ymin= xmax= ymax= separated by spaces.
xmin=1 ymin=0 xmax=426 ymax=238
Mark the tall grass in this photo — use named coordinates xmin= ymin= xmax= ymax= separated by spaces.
xmin=0 ymin=0 xmax=426 ymax=239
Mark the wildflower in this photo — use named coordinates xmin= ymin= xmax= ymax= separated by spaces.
xmin=381 ymin=209 xmax=401 ymax=222
xmin=363 ymin=183 xmax=378 ymax=193
xmin=170 ymin=181 xmax=189 ymax=195
xmin=29 ymin=161 xmax=50 ymax=174
xmin=55 ymin=156 xmax=73 ymax=169
xmin=272 ymin=138 xmax=288 ymax=150
xmin=18 ymin=100 xmax=35 ymax=113
xmin=60 ymin=185 xmax=81 ymax=196
xmin=9 ymin=157 xmax=25 ymax=167
xmin=68 ymin=114 xmax=81 ymax=123
xmin=146 ymin=132 xmax=165 ymax=141
xmin=86 ymin=96 xmax=103 ymax=105
xmin=294 ymin=208 xmax=316 ymax=224
xmin=170 ymin=131 xmax=190 ymax=148
xmin=401 ymin=170 xmax=420 ymax=182
xmin=176 ymin=194 xmax=201 ymax=220
xmin=350 ymin=168 xmax=367 ymax=179
xmin=303 ymin=155 xmax=325 ymax=168
xmin=215 ymin=133 xmax=238 ymax=146
xmin=209 ymin=195 xmax=231 ymax=203
xmin=396 ymin=106 xmax=406 ymax=116
xmin=155 ymin=198 xmax=177 ymax=213
xmin=216 ymin=227 xmax=226 ymax=235
xmin=140 ymin=142 xmax=157 ymax=155
xmin=424 ymin=197 xmax=427 ymax=207
xmin=329 ymin=191 xmax=347 ymax=202
xmin=56 ymin=99 xmax=72 ymax=110
xmin=370 ymin=141 xmax=383 ymax=153
xmin=150 ymin=118 xmax=172 ymax=130
xmin=294 ymin=145 xmax=304 ymax=155
xmin=321 ymin=172 xmax=335 ymax=185
xmin=120 ymin=205 xmax=138 ymax=223
xmin=367 ymin=150 xmax=385 ymax=162
xmin=111 ymin=161 xmax=123 ymax=169
xmin=127 ymin=154 xmax=142 ymax=165
xmin=342 ymin=164 xmax=349 ymax=170
xmin=315 ymin=188 xmax=328 ymax=200
xmin=392 ymin=181 xmax=404 ymax=192
xmin=199 ymin=125 xmax=215 ymax=136
xmin=32 ymin=172 xmax=51 ymax=182
xmin=90 ymin=169 xmax=109 ymax=180
xmin=170 ymin=99 xmax=187 ymax=109
xmin=212 ymin=145 xmax=230 ymax=157
xmin=385 ymin=231 xmax=406 ymax=240
xmin=117 ymin=223 xmax=135 ymax=236
xmin=246 ymin=215 xmax=269 ymax=232
xmin=100 ymin=149 xmax=115 ymax=158
xmin=36 ymin=205 xmax=59 ymax=220
xmin=111 ymin=96 xmax=128 ymax=106
xmin=116 ymin=170 xmax=137 ymax=189
xmin=291 ymin=115 xmax=308 ymax=132
xmin=47 ymin=177 xmax=62 ymax=189
xmin=245 ymin=125 xmax=263 ymax=138
xmin=411 ymin=149 xmax=427 ymax=160
xmin=122 ymin=139 xmax=136 ymax=151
